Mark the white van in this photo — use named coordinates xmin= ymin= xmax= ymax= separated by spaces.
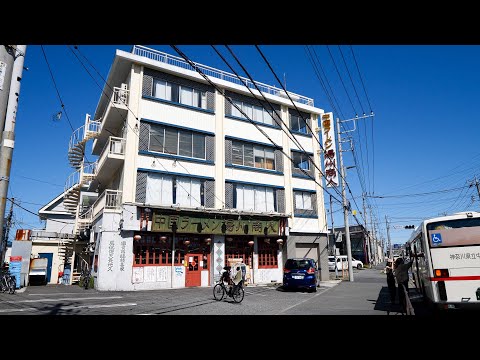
xmin=328 ymin=256 xmax=363 ymax=271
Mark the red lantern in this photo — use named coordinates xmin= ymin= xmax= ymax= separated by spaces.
xmin=248 ymin=240 xmax=254 ymax=246
xmin=133 ymin=235 xmax=142 ymax=241
xmin=184 ymin=240 xmax=191 ymax=245
xmin=276 ymin=238 xmax=284 ymax=245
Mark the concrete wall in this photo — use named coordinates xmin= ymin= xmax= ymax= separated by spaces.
xmin=286 ymin=233 xmax=329 ymax=281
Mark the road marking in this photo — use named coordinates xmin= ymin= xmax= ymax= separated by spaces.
xmin=277 ymin=287 xmax=336 ymax=314
xmin=1 ymin=296 xmax=122 ymax=304
xmin=0 ymin=307 xmax=37 ymax=313
xmin=244 ymin=290 xmax=267 ymax=297
xmin=28 ymin=292 xmax=90 ymax=296
xmin=0 ymin=302 xmax=137 ymax=313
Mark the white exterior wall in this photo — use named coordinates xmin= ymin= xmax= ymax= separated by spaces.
xmin=141 ymin=99 xmax=216 ymax=133
xmin=95 ymin=213 xmax=135 ymax=291
xmin=122 ymin=64 xmax=142 ymax=203
xmin=137 ymin=155 xmax=215 ymax=179
xmin=225 ymin=168 xmax=284 ymax=187
xmin=214 ymin=91 xmax=226 ymax=209
xmin=290 ymin=218 xmax=321 ymax=233
xmin=224 ymin=119 xmax=283 ymax=145
xmin=291 ymin=178 xmax=317 ymax=191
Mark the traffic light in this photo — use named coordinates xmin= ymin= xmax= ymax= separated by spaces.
xmin=404 ymin=225 xmax=415 ymax=229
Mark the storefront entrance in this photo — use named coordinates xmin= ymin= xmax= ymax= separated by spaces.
xmin=185 ymin=253 xmax=202 ymax=287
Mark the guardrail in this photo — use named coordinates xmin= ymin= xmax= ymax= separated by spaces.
xmin=132 ymin=45 xmax=314 ymax=106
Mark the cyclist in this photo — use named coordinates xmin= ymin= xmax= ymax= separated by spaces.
xmin=229 ymin=266 xmax=243 ymax=296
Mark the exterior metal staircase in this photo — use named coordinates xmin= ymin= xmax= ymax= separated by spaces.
xmin=63 ymin=114 xmax=101 ymax=215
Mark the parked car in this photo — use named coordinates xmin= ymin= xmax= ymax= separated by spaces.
xmin=328 ymin=256 xmax=364 ymax=271
xmin=283 ymin=258 xmax=317 ymax=292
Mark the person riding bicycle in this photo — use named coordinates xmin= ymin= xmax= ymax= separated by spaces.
xmin=229 ymin=266 xmax=243 ymax=296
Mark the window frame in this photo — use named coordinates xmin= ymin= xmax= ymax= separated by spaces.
xmin=258 ymin=239 xmax=279 ymax=269
xmin=148 ymin=124 xmax=207 ymax=160
xmin=290 ymin=113 xmax=309 ymax=134
xmin=294 ymin=191 xmax=313 ymax=211
xmin=230 ymin=140 xmax=276 ymax=171
xmin=292 ymin=151 xmax=310 ymax=171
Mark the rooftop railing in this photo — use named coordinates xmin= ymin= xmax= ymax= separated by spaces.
xmin=132 ymin=45 xmax=314 ymax=107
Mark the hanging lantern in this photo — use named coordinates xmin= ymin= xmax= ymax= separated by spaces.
xmin=184 ymin=240 xmax=191 ymax=245
xmin=264 ymin=238 xmax=270 ymax=244
xmin=160 ymin=235 xmax=167 ymax=242
xmin=205 ymin=238 xmax=212 ymax=244
xmin=133 ymin=234 xmax=142 ymax=241
xmin=226 ymin=237 xmax=233 ymax=242
xmin=248 ymin=240 xmax=254 ymax=246
xmin=276 ymin=238 xmax=284 ymax=245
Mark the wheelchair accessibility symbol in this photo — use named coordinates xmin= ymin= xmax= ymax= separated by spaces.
xmin=431 ymin=233 xmax=442 ymax=245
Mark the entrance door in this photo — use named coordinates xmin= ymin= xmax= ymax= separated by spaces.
xmin=185 ymin=254 xmax=202 ymax=287
xmin=38 ymin=253 xmax=53 ymax=283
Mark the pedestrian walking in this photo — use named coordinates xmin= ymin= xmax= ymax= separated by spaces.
xmin=394 ymin=257 xmax=414 ymax=312
xmin=385 ymin=259 xmax=396 ymax=304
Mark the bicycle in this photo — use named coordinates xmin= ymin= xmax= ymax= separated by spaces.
xmin=213 ymin=266 xmax=244 ymax=303
xmin=79 ymin=268 xmax=91 ymax=290
xmin=0 ymin=271 xmax=16 ymax=294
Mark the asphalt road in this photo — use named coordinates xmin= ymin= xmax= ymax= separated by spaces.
xmin=0 ymin=267 xmax=432 ymax=315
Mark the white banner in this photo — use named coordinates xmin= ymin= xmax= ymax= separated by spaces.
xmin=321 ymin=112 xmax=339 ymax=187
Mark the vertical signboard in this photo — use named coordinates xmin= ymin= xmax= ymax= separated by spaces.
xmin=321 ymin=112 xmax=339 ymax=187
xmin=9 ymin=256 xmax=22 ymax=289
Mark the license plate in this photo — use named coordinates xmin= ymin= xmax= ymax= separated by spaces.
xmin=292 ymin=275 xmax=304 ymax=279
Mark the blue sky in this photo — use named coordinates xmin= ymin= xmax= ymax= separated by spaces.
xmin=9 ymin=45 xmax=480 ymax=246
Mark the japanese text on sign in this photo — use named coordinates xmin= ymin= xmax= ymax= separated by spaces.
xmin=107 ymin=240 xmax=115 ymax=272
xmin=321 ymin=112 xmax=339 ymax=187
xmin=151 ymin=213 xmax=281 ymax=235
xmin=449 ymin=252 xmax=480 ymax=260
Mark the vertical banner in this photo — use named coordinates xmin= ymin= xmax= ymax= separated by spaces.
xmin=321 ymin=112 xmax=339 ymax=187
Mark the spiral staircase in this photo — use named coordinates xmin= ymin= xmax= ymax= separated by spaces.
xmin=63 ymin=114 xmax=101 ymax=216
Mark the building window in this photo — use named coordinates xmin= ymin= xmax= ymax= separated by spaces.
xmin=225 ymin=237 xmax=253 ymax=267
xmin=231 ymin=140 xmax=275 ymax=171
xmin=230 ymin=99 xmax=275 ymax=126
xmin=290 ymin=113 xmax=308 ymax=134
xmin=292 ymin=151 xmax=310 ymax=170
xmin=148 ymin=124 xmax=206 ymax=160
xmin=175 ymin=178 xmax=202 ymax=207
xmin=133 ymin=234 xmax=173 ymax=266
xmin=153 ymin=79 xmax=207 ymax=110
xmin=295 ymin=191 xmax=313 ymax=210
xmin=235 ymin=184 xmax=275 ymax=212
xmin=258 ymin=238 xmax=278 ymax=268
xmin=146 ymin=173 xmax=173 ymax=205
xmin=145 ymin=173 xmax=204 ymax=207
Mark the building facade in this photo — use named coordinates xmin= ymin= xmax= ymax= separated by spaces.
xmin=64 ymin=46 xmax=329 ymax=291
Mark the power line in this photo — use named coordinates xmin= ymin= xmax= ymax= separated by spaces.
xmin=71 ymin=45 xmax=222 ymax=208
xmin=171 ymin=45 xmax=343 ymax=205
xmin=337 ymin=46 xmax=365 ymax=115
xmin=349 ymin=45 xmax=373 ymax=113
xmin=6 ymin=198 xmax=72 ymax=224
xmin=216 ymin=45 xmax=344 ymax=203
xmin=368 ymin=185 xmax=468 ymax=199
xmin=325 ymin=45 xmax=357 ymax=116
xmin=254 ymin=45 xmax=371 ymax=229
xmin=15 ymin=174 xmax=63 ymax=188
xmin=40 ymin=45 xmax=75 ymax=133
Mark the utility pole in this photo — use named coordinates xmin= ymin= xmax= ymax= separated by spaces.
xmin=330 ymin=195 xmax=338 ymax=278
xmin=336 ymin=117 xmax=354 ymax=281
xmin=0 ymin=45 xmax=26 ymax=266
xmin=0 ymin=46 xmax=16 ymax=133
xmin=362 ymin=193 xmax=371 ymax=266
xmin=385 ymin=215 xmax=392 ymax=261
xmin=471 ymin=176 xmax=480 ymax=208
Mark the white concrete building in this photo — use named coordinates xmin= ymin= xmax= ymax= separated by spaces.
xmin=64 ymin=45 xmax=329 ymax=291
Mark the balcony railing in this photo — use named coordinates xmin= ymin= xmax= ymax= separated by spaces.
xmin=113 ymin=86 xmax=129 ymax=106
xmin=92 ymin=189 xmax=123 ymax=218
xmin=132 ymin=45 xmax=314 ymax=107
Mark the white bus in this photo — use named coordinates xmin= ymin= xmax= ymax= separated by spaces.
xmin=406 ymin=211 xmax=480 ymax=310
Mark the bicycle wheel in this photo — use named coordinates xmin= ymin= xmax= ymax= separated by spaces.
xmin=8 ymin=278 xmax=15 ymax=294
xmin=84 ymin=275 xmax=90 ymax=290
xmin=232 ymin=286 xmax=244 ymax=303
xmin=213 ymin=284 xmax=225 ymax=301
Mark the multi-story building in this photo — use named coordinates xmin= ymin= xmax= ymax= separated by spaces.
xmin=64 ymin=45 xmax=329 ymax=291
